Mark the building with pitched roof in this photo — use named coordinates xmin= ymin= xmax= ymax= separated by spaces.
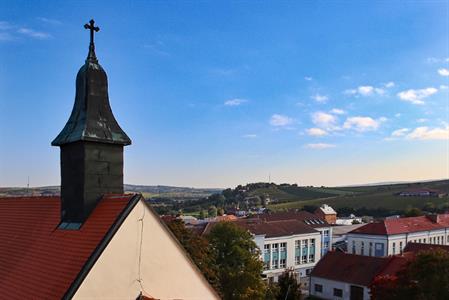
xmin=347 ymin=214 xmax=449 ymax=257
xmin=234 ymin=211 xmax=333 ymax=284
xmin=309 ymin=251 xmax=409 ymax=300
xmin=0 ymin=20 xmax=218 ymax=300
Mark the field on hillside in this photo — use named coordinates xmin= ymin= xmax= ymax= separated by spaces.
xmin=268 ymin=180 xmax=449 ymax=212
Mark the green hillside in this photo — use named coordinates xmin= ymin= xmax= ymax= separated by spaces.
xmin=268 ymin=180 xmax=449 ymax=212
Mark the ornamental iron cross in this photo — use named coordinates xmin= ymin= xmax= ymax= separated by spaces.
xmin=84 ymin=19 xmax=100 ymax=45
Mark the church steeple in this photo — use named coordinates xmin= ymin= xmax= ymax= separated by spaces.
xmin=52 ymin=20 xmax=131 ymax=224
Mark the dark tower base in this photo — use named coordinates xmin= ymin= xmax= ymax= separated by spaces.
xmin=60 ymin=142 xmax=124 ymax=223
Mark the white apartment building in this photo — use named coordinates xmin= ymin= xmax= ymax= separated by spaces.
xmin=347 ymin=214 xmax=449 ymax=257
xmin=237 ymin=211 xmax=332 ymax=283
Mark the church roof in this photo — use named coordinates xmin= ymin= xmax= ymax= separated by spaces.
xmin=52 ymin=20 xmax=131 ymax=146
xmin=0 ymin=194 xmax=140 ymax=299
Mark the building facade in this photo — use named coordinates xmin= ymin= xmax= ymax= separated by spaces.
xmin=347 ymin=214 xmax=449 ymax=257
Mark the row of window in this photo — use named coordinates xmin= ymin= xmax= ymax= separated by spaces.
xmin=263 ymin=239 xmax=316 ymax=270
xmin=314 ymin=284 xmax=342 ymax=297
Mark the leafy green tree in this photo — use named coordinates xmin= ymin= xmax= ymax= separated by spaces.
xmin=208 ymin=222 xmax=266 ymax=300
xmin=199 ymin=209 xmax=207 ymax=219
xmin=371 ymin=249 xmax=449 ymax=300
xmin=217 ymin=207 xmax=225 ymax=216
xmin=276 ymin=270 xmax=302 ymax=300
xmin=166 ymin=220 xmax=220 ymax=292
xmin=404 ymin=207 xmax=423 ymax=217
xmin=208 ymin=205 xmax=218 ymax=218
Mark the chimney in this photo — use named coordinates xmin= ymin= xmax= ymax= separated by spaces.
xmin=52 ymin=20 xmax=131 ymax=224
xmin=427 ymin=214 xmax=440 ymax=223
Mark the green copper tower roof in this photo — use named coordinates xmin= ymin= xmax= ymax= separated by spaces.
xmin=52 ymin=20 xmax=131 ymax=146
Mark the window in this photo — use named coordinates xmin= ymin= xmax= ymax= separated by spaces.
xmin=308 ymin=254 xmax=315 ymax=262
xmin=352 ymin=240 xmax=356 ymax=254
xmin=264 ymin=244 xmax=270 ymax=254
xmin=314 ymin=284 xmax=323 ymax=293
xmin=295 ymin=240 xmax=301 ymax=265
xmin=437 ymin=236 xmax=440 ymax=244
xmin=423 ymin=238 xmax=426 ymax=243
xmin=418 ymin=239 xmax=421 ymax=243
xmin=280 ymin=242 xmax=287 ymax=252
xmin=333 ymin=288 xmax=343 ymax=297
xmin=361 ymin=241 xmax=365 ymax=255
xmin=306 ymin=268 xmax=312 ymax=276
xmin=272 ymin=243 xmax=279 ymax=252
xmin=323 ymin=230 xmax=329 ymax=237
xmin=399 ymin=241 xmax=403 ymax=254
xmin=392 ymin=242 xmax=396 ymax=255
xmin=280 ymin=258 xmax=286 ymax=268
xmin=272 ymin=259 xmax=278 ymax=269
xmin=324 ymin=241 xmax=329 ymax=250
xmin=369 ymin=242 xmax=373 ymax=256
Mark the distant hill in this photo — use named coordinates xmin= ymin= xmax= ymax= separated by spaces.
xmin=267 ymin=179 xmax=449 ymax=212
xmin=0 ymin=184 xmax=221 ymax=200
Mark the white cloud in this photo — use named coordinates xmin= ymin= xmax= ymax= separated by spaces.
xmin=391 ymin=128 xmax=409 ymax=137
xmin=438 ymin=68 xmax=449 ymax=77
xmin=330 ymin=108 xmax=345 ymax=115
xmin=242 ymin=134 xmax=257 ymax=139
xmin=0 ymin=21 xmax=12 ymax=30
xmin=312 ymin=112 xmax=337 ymax=129
xmin=344 ymin=85 xmax=385 ymax=97
xmin=417 ymin=118 xmax=428 ymax=123
xmin=37 ymin=17 xmax=62 ymax=25
xmin=306 ymin=128 xmax=328 ymax=137
xmin=343 ymin=116 xmax=381 ymax=132
xmin=305 ymin=143 xmax=336 ymax=149
xmin=311 ymin=94 xmax=328 ymax=103
xmin=17 ymin=27 xmax=51 ymax=39
xmin=270 ymin=114 xmax=294 ymax=127
xmin=224 ymin=98 xmax=247 ymax=106
xmin=407 ymin=126 xmax=449 ymax=140
xmin=397 ymin=87 xmax=438 ymax=105
xmin=395 ymin=113 xmax=402 ymax=118
xmin=304 ymin=76 xmax=313 ymax=81
xmin=440 ymin=85 xmax=448 ymax=90
xmin=385 ymin=81 xmax=395 ymax=88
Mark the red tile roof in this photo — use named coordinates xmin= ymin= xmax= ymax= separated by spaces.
xmin=349 ymin=214 xmax=449 ymax=235
xmin=235 ymin=219 xmax=318 ymax=238
xmin=403 ymin=242 xmax=449 ymax=254
xmin=0 ymin=194 xmax=138 ymax=299
xmin=311 ymin=251 xmax=391 ymax=286
xmin=251 ymin=210 xmax=329 ymax=228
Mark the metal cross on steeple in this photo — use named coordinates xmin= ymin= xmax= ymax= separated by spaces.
xmin=84 ymin=19 xmax=100 ymax=62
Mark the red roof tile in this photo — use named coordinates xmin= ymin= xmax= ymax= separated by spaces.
xmin=235 ymin=219 xmax=318 ymax=238
xmin=350 ymin=214 xmax=449 ymax=235
xmin=0 ymin=194 xmax=137 ymax=299
xmin=311 ymin=251 xmax=390 ymax=286
xmin=403 ymin=242 xmax=449 ymax=254
xmin=251 ymin=210 xmax=329 ymax=228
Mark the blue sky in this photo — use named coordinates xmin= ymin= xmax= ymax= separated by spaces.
xmin=0 ymin=1 xmax=448 ymax=188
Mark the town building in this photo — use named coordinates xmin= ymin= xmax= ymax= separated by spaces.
xmin=309 ymin=251 xmax=407 ymax=300
xmin=336 ymin=214 xmax=363 ymax=225
xmin=0 ymin=20 xmax=218 ymax=300
xmin=236 ymin=211 xmax=333 ymax=284
xmin=315 ymin=204 xmax=337 ymax=224
xmin=347 ymin=214 xmax=449 ymax=257
xmin=395 ymin=188 xmax=446 ymax=197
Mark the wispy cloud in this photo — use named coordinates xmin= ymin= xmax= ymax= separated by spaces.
xmin=406 ymin=126 xmax=449 ymax=140
xmin=242 ymin=134 xmax=257 ymax=139
xmin=270 ymin=114 xmax=294 ymax=127
xmin=397 ymin=87 xmax=438 ymax=105
xmin=427 ymin=57 xmax=449 ymax=63
xmin=417 ymin=118 xmax=428 ymax=123
xmin=343 ymin=116 xmax=384 ymax=132
xmin=306 ymin=128 xmax=328 ymax=137
xmin=305 ymin=143 xmax=336 ymax=149
xmin=37 ymin=17 xmax=62 ymax=25
xmin=384 ymin=81 xmax=395 ymax=88
xmin=143 ymin=40 xmax=170 ymax=56
xmin=438 ymin=68 xmax=449 ymax=77
xmin=312 ymin=112 xmax=338 ymax=130
xmin=391 ymin=128 xmax=409 ymax=137
xmin=311 ymin=94 xmax=328 ymax=103
xmin=344 ymin=85 xmax=385 ymax=97
xmin=224 ymin=98 xmax=248 ymax=106
xmin=304 ymin=76 xmax=313 ymax=81
xmin=330 ymin=108 xmax=345 ymax=115
xmin=17 ymin=27 xmax=51 ymax=39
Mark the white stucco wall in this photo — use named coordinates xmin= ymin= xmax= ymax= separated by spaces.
xmin=74 ymin=199 xmax=218 ymax=300
xmin=310 ymin=276 xmax=370 ymax=300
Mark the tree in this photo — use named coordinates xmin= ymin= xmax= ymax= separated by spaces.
xmin=404 ymin=207 xmax=423 ymax=217
xmin=166 ymin=220 xmax=219 ymax=291
xmin=217 ymin=207 xmax=225 ymax=216
xmin=276 ymin=270 xmax=302 ymax=300
xmin=371 ymin=249 xmax=449 ymax=300
xmin=199 ymin=209 xmax=207 ymax=219
xmin=208 ymin=205 xmax=218 ymax=218
xmin=208 ymin=222 xmax=266 ymax=300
